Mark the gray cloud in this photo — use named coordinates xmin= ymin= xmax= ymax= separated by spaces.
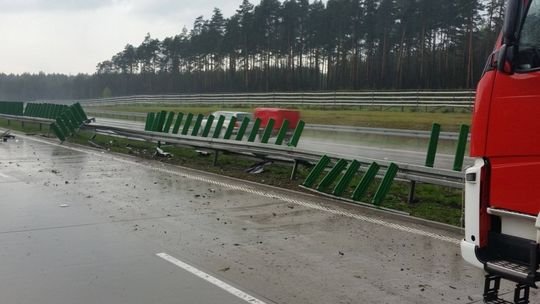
xmin=0 ymin=0 xmax=117 ymax=12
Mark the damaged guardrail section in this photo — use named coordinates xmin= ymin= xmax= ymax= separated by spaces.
xmin=144 ymin=111 xmax=305 ymax=147
xmin=49 ymin=103 xmax=89 ymax=142
xmin=302 ymin=155 xmax=399 ymax=207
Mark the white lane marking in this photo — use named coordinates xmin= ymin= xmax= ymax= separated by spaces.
xmin=156 ymin=253 xmax=269 ymax=304
xmin=0 ymin=172 xmax=10 ymax=178
xmin=20 ymin=135 xmax=461 ymax=245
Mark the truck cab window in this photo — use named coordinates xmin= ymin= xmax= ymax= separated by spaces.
xmin=517 ymin=1 xmax=540 ymax=70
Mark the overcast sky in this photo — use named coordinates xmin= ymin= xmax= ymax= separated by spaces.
xmin=0 ymin=0 xmax=240 ymax=75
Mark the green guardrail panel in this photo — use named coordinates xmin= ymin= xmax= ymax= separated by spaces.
xmin=274 ymin=120 xmax=289 ymax=145
xmin=50 ymin=122 xmax=66 ymax=142
xmin=191 ymin=114 xmax=204 ymax=136
xmin=316 ymin=159 xmax=348 ymax=193
xmin=351 ymin=162 xmax=380 ymax=201
xmin=261 ymin=119 xmax=275 ymax=144
xmin=156 ymin=110 xmax=167 ymax=132
xmin=145 ymin=112 xmax=155 ymax=131
xmin=332 ymin=160 xmax=361 ymax=197
xmin=212 ymin=115 xmax=226 ymax=138
xmin=223 ymin=116 xmax=237 ymax=140
xmin=302 ymin=155 xmax=331 ymax=188
xmin=453 ymin=124 xmax=470 ymax=172
xmin=288 ymin=120 xmax=305 ymax=147
xmin=181 ymin=113 xmax=194 ymax=135
xmin=73 ymin=103 xmax=88 ymax=121
xmin=69 ymin=106 xmax=83 ymax=124
xmin=425 ymin=123 xmax=441 ymax=168
xmin=172 ymin=112 xmax=184 ymax=134
xmin=371 ymin=163 xmax=399 ymax=206
xmin=235 ymin=117 xmax=250 ymax=141
xmin=163 ymin=111 xmax=175 ymax=133
xmin=150 ymin=112 xmax=161 ymax=132
xmin=202 ymin=115 xmax=215 ymax=138
xmin=55 ymin=117 xmax=71 ymax=137
xmin=248 ymin=118 xmax=262 ymax=142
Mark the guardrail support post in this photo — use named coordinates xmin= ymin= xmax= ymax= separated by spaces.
xmin=453 ymin=124 xmax=470 ymax=172
xmin=352 ymin=162 xmax=380 ymax=201
xmin=333 ymin=160 xmax=361 ymax=197
xmin=302 ymin=155 xmax=331 ymax=188
xmin=261 ymin=119 xmax=275 ymax=144
xmin=317 ymin=159 xmax=348 ymax=193
xmin=290 ymin=159 xmax=299 ymax=180
xmin=372 ymin=163 xmax=399 ymax=206
xmin=213 ymin=150 xmax=219 ymax=166
xmin=425 ymin=123 xmax=441 ymax=168
xmin=288 ymin=120 xmax=305 ymax=147
xmin=407 ymin=181 xmax=417 ymax=204
xmin=275 ymin=119 xmax=289 ymax=145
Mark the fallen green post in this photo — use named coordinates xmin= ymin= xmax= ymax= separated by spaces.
xmin=453 ymin=124 xmax=470 ymax=171
xmin=288 ymin=120 xmax=305 ymax=147
xmin=181 ymin=113 xmax=194 ymax=135
xmin=248 ymin=118 xmax=262 ymax=142
xmin=333 ymin=160 xmax=361 ymax=197
xmin=172 ymin=113 xmax=184 ymax=134
xmin=425 ymin=123 xmax=441 ymax=168
xmin=212 ymin=115 xmax=226 ymax=138
xmin=261 ymin=119 xmax=275 ymax=144
xmin=372 ymin=163 xmax=399 ymax=206
xmin=317 ymin=159 xmax=348 ymax=193
xmin=223 ymin=116 xmax=237 ymax=140
xmin=351 ymin=162 xmax=380 ymax=201
xmin=163 ymin=111 xmax=175 ymax=133
xmin=202 ymin=115 xmax=215 ymax=137
xmin=302 ymin=155 xmax=331 ymax=188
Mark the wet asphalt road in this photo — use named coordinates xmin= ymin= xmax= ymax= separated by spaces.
xmin=0 ymin=133 xmax=533 ymax=304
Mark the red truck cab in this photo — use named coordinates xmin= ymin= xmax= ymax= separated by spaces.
xmin=462 ymin=0 xmax=540 ymax=300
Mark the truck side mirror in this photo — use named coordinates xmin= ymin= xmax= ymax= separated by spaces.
xmin=502 ymin=0 xmax=522 ymax=44
xmin=497 ymin=44 xmax=516 ymax=74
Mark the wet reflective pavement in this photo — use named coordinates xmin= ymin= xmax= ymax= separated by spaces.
xmin=0 ymin=133 xmax=533 ymax=303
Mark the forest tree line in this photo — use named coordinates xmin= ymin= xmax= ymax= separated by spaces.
xmin=0 ymin=0 xmax=505 ymax=101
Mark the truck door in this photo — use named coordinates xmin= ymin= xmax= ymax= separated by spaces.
xmin=486 ymin=0 xmax=540 ymax=215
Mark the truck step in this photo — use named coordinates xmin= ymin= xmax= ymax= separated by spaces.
xmin=483 ymin=275 xmax=531 ymax=304
xmin=486 ymin=260 xmax=532 ymax=281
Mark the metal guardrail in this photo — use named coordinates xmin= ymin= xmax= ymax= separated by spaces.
xmin=85 ymin=109 xmax=467 ymax=141
xmin=36 ymin=91 xmax=476 ymax=108
xmin=0 ymin=113 xmax=464 ymax=189
xmin=85 ymin=123 xmax=464 ymax=189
